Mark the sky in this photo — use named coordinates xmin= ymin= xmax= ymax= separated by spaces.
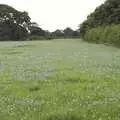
xmin=0 ymin=0 xmax=106 ymax=32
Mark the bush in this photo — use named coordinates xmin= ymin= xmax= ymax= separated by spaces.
xmin=84 ymin=24 xmax=120 ymax=47
xmin=28 ymin=35 xmax=53 ymax=40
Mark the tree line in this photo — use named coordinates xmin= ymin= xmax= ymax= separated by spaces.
xmin=1 ymin=0 xmax=119 ymax=42
xmin=80 ymin=0 xmax=120 ymax=37
xmin=80 ymin=0 xmax=120 ymax=46
xmin=0 ymin=4 xmax=79 ymax=41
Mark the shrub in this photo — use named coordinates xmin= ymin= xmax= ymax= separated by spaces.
xmin=84 ymin=24 xmax=120 ymax=47
xmin=28 ymin=35 xmax=53 ymax=40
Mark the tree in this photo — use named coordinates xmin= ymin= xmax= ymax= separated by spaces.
xmin=29 ymin=22 xmax=45 ymax=36
xmin=0 ymin=4 xmax=31 ymax=40
xmin=52 ymin=29 xmax=64 ymax=38
xmin=73 ymin=30 xmax=80 ymax=37
xmin=52 ymin=28 xmax=80 ymax=38
xmin=80 ymin=0 xmax=120 ymax=37
xmin=63 ymin=27 xmax=74 ymax=37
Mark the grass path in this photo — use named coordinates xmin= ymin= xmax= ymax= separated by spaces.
xmin=0 ymin=39 xmax=120 ymax=120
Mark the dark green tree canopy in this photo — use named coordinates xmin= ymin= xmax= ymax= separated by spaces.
xmin=51 ymin=27 xmax=80 ymax=38
xmin=29 ymin=22 xmax=45 ymax=36
xmin=0 ymin=4 xmax=31 ymax=40
xmin=80 ymin=0 xmax=120 ymax=37
xmin=63 ymin=27 xmax=74 ymax=37
xmin=52 ymin=29 xmax=64 ymax=37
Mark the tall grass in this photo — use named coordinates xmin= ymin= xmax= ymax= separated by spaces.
xmin=84 ymin=24 xmax=120 ymax=47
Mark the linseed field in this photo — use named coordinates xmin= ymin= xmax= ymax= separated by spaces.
xmin=0 ymin=39 xmax=120 ymax=120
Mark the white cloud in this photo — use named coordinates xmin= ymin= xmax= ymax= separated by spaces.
xmin=0 ymin=0 xmax=106 ymax=31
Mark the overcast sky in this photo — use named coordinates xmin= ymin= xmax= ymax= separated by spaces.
xmin=1 ymin=0 xmax=106 ymax=31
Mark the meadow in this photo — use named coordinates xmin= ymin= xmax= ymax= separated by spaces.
xmin=0 ymin=39 xmax=120 ymax=120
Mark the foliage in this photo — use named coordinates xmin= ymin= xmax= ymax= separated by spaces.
xmin=0 ymin=4 xmax=80 ymax=41
xmin=80 ymin=0 xmax=120 ymax=37
xmin=63 ymin=27 xmax=74 ymax=37
xmin=0 ymin=4 xmax=30 ymax=40
xmin=52 ymin=29 xmax=64 ymax=38
xmin=52 ymin=28 xmax=80 ymax=39
xmin=84 ymin=24 xmax=120 ymax=47
xmin=29 ymin=22 xmax=46 ymax=36
xmin=30 ymin=27 xmax=45 ymax=36
xmin=28 ymin=35 xmax=53 ymax=40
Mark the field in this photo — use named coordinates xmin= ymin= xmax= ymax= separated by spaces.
xmin=0 ymin=39 xmax=120 ymax=120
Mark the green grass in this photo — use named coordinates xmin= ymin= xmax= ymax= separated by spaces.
xmin=0 ymin=39 xmax=120 ymax=120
